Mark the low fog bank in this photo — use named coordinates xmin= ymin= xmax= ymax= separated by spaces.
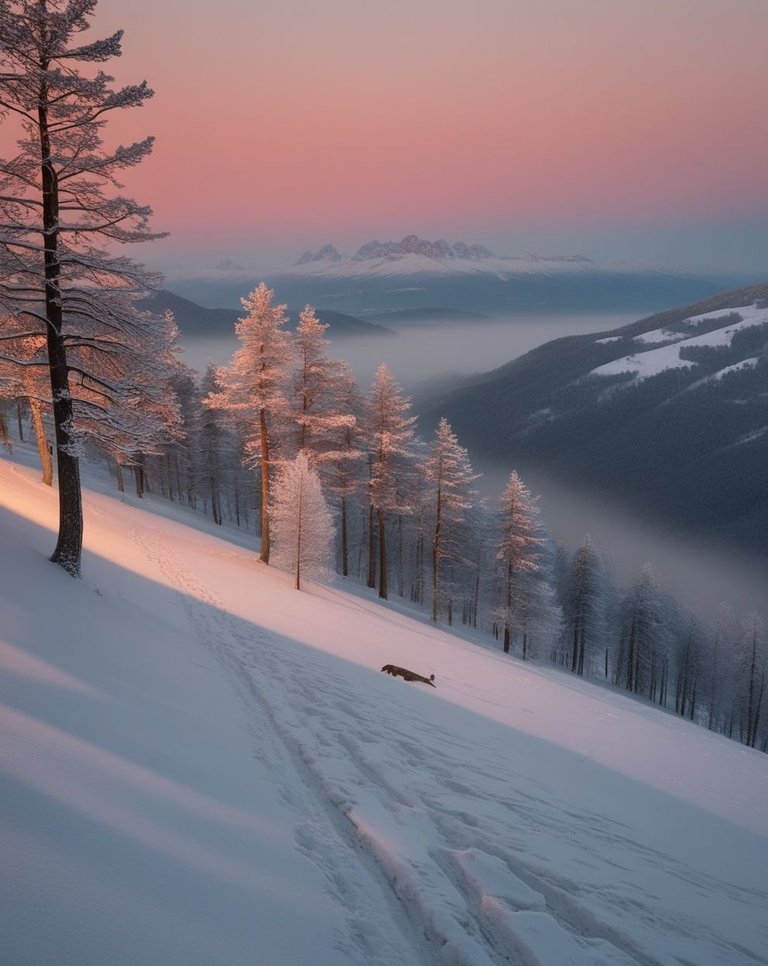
xmin=478 ymin=461 xmax=768 ymax=620
xmin=178 ymin=310 xmax=768 ymax=618
xmin=181 ymin=312 xmax=637 ymax=388
xmin=333 ymin=313 xmax=637 ymax=388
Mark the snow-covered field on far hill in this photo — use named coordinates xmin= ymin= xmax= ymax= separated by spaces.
xmin=1 ymin=457 xmax=766 ymax=966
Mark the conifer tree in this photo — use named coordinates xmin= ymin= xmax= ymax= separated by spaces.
xmin=617 ymin=565 xmax=670 ymax=698
xmin=270 ymin=451 xmax=335 ymax=590
xmin=495 ymin=471 xmax=545 ymax=653
xmin=424 ymin=418 xmax=479 ymax=622
xmin=704 ymin=603 xmax=736 ymax=733
xmin=292 ymin=306 xmax=356 ymax=454
xmin=205 ymin=283 xmax=294 ymax=563
xmin=565 ymin=536 xmax=605 ymax=676
xmin=318 ymin=362 xmax=365 ymax=577
xmin=0 ymin=313 xmax=51 ymax=483
xmin=0 ymin=0 xmax=165 ymax=575
xmin=737 ymin=613 xmax=766 ymax=749
xmin=365 ymin=363 xmax=416 ymax=599
xmin=674 ymin=613 xmax=704 ymax=720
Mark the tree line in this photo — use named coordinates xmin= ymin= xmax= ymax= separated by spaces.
xmin=2 ymin=276 xmax=766 ymax=753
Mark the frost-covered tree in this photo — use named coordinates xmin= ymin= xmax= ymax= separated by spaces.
xmin=192 ymin=364 xmax=225 ymax=523
xmin=735 ymin=613 xmax=767 ymax=748
xmin=564 ymin=536 xmax=605 ymax=676
xmin=424 ymin=418 xmax=479 ymax=622
xmin=702 ymin=603 xmax=737 ymax=733
xmin=0 ymin=314 xmax=52 ymax=482
xmin=317 ymin=363 xmax=365 ymax=577
xmin=92 ymin=309 xmax=184 ymax=498
xmin=205 ymin=283 xmax=294 ymax=563
xmin=617 ymin=565 xmax=672 ymax=699
xmin=495 ymin=471 xmax=545 ymax=654
xmin=365 ymin=364 xmax=417 ymax=599
xmin=515 ymin=564 xmax=560 ymax=661
xmin=291 ymin=306 xmax=356 ymax=454
xmin=289 ymin=306 xmax=364 ymax=574
xmin=673 ymin=613 xmax=705 ymax=721
xmin=0 ymin=0 xmax=165 ymax=575
xmin=270 ymin=450 xmax=335 ymax=590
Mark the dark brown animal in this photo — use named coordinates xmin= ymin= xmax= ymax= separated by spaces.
xmin=381 ymin=664 xmax=436 ymax=687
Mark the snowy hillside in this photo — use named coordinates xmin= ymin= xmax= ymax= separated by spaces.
xmin=591 ymin=302 xmax=767 ymax=382
xmin=1 ymin=455 xmax=767 ymax=966
xmin=421 ymin=283 xmax=768 ymax=558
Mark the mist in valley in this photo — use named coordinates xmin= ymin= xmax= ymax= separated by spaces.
xmin=181 ymin=311 xmax=638 ymax=390
xmin=478 ymin=462 xmax=768 ymax=621
xmin=181 ymin=309 xmax=766 ymax=621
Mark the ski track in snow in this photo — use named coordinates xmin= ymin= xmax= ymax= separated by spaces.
xmin=128 ymin=524 xmax=441 ymax=966
xmin=126 ymin=520 xmax=768 ymax=966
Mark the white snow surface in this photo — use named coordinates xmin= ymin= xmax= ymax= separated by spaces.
xmin=1 ymin=456 xmax=767 ymax=966
xmin=711 ymin=357 xmax=759 ymax=380
xmin=592 ymin=303 xmax=768 ymax=380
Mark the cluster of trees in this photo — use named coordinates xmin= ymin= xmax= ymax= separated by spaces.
xmin=551 ymin=543 xmax=766 ymax=751
xmin=3 ymin=274 xmax=765 ymax=752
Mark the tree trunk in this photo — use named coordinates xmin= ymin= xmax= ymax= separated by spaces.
xmin=377 ymin=507 xmax=388 ymax=599
xmin=210 ymin=472 xmax=222 ymax=525
xmin=16 ymin=401 xmax=24 ymax=441
xmin=340 ymin=496 xmax=349 ymax=577
xmin=367 ymin=501 xmax=376 ymax=589
xmin=134 ymin=454 xmax=145 ymax=498
xmin=259 ymin=407 xmax=270 ymax=563
xmin=571 ymin=613 xmax=580 ymax=673
xmin=416 ymin=529 xmax=425 ymax=605
xmin=0 ymin=405 xmax=10 ymax=451
xmin=29 ymin=397 xmax=53 ymax=486
xmin=432 ymin=484 xmax=442 ymax=622
xmin=38 ymin=66 xmax=83 ymax=575
xmin=295 ymin=476 xmax=303 ymax=591
xmin=115 ymin=461 xmax=125 ymax=493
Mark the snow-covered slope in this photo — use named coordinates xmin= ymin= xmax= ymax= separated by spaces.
xmin=420 ymin=283 xmax=768 ymax=557
xmin=1 ymin=456 xmax=767 ymax=966
xmin=590 ymin=303 xmax=767 ymax=381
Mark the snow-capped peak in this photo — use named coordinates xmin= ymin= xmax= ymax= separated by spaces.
xmin=282 ymin=235 xmax=596 ymax=279
xmin=352 ymin=235 xmax=496 ymax=261
xmin=296 ymin=244 xmax=343 ymax=266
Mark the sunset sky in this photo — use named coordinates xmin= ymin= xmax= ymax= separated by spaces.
xmin=25 ymin=1 xmax=768 ymax=272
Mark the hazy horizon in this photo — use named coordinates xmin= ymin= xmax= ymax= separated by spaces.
xmin=3 ymin=0 xmax=762 ymax=278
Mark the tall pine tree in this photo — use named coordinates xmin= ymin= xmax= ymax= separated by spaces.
xmin=205 ymin=283 xmax=294 ymax=563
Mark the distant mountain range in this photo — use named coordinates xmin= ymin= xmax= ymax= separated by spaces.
xmin=419 ymin=281 xmax=768 ymax=559
xmin=289 ymin=234 xmax=592 ymax=277
xmin=139 ymin=290 xmax=393 ymax=338
xmin=166 ymin=235 xmax=742 ymax=316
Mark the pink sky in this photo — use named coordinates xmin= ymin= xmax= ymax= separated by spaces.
xmin=13 ymin=1 xmax=768 ymax=270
